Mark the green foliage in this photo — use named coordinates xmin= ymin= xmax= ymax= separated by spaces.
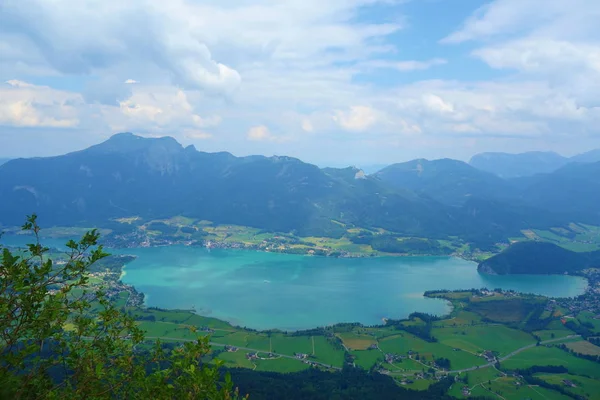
xmin=466 ymin=298 xmax=542 ymax=323
xmin=369 ymin=236 xmax=451 ymax=255
xmin=478 ymin=241 xmax=600 ymax=275
xmin=0 ymin=215 xmax=243 ymax=399
xmin=375 ymin=158 xmax=510 ymax=206
xmin=227 ymin=366 xmax=459 ymax=400
xmin=2 ymin=132 xmax=591 ymax=250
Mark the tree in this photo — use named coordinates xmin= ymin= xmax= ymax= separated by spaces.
xmin=0 ymin=215 xmax=244 ymax=399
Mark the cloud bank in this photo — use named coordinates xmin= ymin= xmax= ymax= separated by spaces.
xmin=0 ymin=0 xmax=599 ymax=163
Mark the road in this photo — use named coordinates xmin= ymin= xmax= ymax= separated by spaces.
xmin=144 ymin=336 xmax=342 ymax=370
xmin=140 ymin=334 xmax=581 ymax=375
xmin=448 ymin=335 xmax=581 ymax=374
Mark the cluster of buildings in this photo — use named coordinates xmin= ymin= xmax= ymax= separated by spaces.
xmin=553 ymin=270 xmax=600 ymax=316
xmin=482 ymin=351 xmax=497 ymax=363
xmin=384 ymin=353 xmax=406 ymax=364
xmin=105 ymin=283 xmax=144 ymax=307
xmin=245 ymin=352 xmax=278 ymax=361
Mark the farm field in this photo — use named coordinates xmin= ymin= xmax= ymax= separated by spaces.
xmin=533 ymin=329 xmax=575 ymax=341
xmin=217 ymin=350 xmax=256 ymax=369
xmin=577 ymin=311 xmax=600 ymax=333
xmin=337 ymin=332 xmax=377 ymax=350
xmin=501 ymin=346 xmax=600 ymax=379
xmin=351 ymin=349 xmax=384 ymax=369
xmin=384 ymin=358 xmax=423 ymax=373
xmin=57 ymin=249 xmax=600 ymax=399
xmin=377 ymin=333 xmax=487 ymax=371
xmin=535 ymin=373 xmax=600 ymax=399
xmin=470 ymin=377 xmax=572 ymax=400
xmin=447 ymin=367 xmax=502 ymax=398
xmin=311 ymin=336 xmax=345 ymax=368
xmin=433 ymin=311 xmax=481 ymax=327
xmin=565 ymin=340 xmax=600 ymax=356
xmin=432 ymin=325 xmax=535 ymax=356
xmin=533 ymin=225 xmax=600 ymax=252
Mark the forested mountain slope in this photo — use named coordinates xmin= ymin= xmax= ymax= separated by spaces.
xmin=478 ymin=241 xmax=600 ymax=275
xmin=1 ymin=133 xmax=598 ymax=248
xmin=375 ymin=158 xmax=513 ymax=206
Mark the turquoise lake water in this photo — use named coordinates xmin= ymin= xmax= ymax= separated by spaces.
xmin=1 ymin=235 xmax=589 ymax=331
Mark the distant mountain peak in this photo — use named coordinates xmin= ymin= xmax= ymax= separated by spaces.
xmin=571 ymin=149 xmax=600 ymax=163
xmin=375 ymin=158 xmax=507 ymax=206
xmin=469 ymin=151 xmax=568 ymax=179
xmin=87 ymin=133 xmax=183 ymax=155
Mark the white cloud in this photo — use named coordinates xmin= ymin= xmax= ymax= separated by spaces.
xmin=1 ymin=0 xmax=600 ymax=162
xmin=444 ymin=0 xmax=600 ymax=84
xmin=333 ymin=106 xmax=379 ymax=131
xmin=0 ymin=0 xmax=401 ymax=97
xmin=105 ymin=86 xmax=222 ymax=133
xmin=363 ymin=58 xmax=447 ymax=71
xmin=301 ymin=119 xmax=314 ymax=133
xmin=0 ymin=80 xmax=80 ymax=128
xmin=474 ymin=39 xmax=600 ymax=75
xmin=0 ymin=0 xmax=242 ymax=95
xmin=441 ymin=0 xmax=598 ymax=44
xmin=436 ymin=0 xmax=600 ymax=136
xmin=247 ymin=125 xmax=272 ymax=141
xmin=422 ymin=94 xmax=454 ymax=114
xmin=5 ymin=79 xmax=36 ymax=88
xmin=245 ymin=125 xmax=293 ymax=143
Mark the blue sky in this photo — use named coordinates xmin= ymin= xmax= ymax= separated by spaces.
xmin=1 ymin=0 xmax=599 ymax=166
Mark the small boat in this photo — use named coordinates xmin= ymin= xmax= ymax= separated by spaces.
xmin=263 ymin=280 xmax=271 ymax=284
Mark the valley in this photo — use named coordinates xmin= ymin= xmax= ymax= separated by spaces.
xmin=67 ymin=254 xmax=600 ymax=398
xmin=3 ymin=134 xmax=600 ymax=398
xmin=4 ymin=229 xmax=600 ymax=398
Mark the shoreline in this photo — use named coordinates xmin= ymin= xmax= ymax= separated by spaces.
xmin=113 ymin=249 xmax=585 ymax=334
xmin=112 ymin=246 xmax=462 ymax=333
xmin=0 ymin=230 xmax=490 ymax=262
xmin=103 ymin=236 xmax=481 ymax=262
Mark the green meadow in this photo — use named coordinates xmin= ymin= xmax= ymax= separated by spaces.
xmin=432 ymin=325 xmax=535 ymax=356
xmin=535 ymin=373 xmax=600 ymax=399
xmin=501 ymin=346 xmax=600 ymax=379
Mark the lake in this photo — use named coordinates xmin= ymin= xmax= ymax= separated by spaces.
xmin=1 ymin=235 xmax=588 ymax=331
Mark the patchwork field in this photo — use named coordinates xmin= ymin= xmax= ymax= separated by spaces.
xmin=565 ymin=340 xmax=600 ymax=356
xmin=466 ymin=298 xmax=542 ymax=323
xmin=311 ymin=336 xmax=345 ymax=368
xmin=535 ymin=373 xmax=600 ymax=399
xmin=377 ymin=333 xmax=486 ymax=371
xmin=337 ymin=332 xmax=377 ymax=350
xmin=533 ymin=328 xmax=575 ymax=341
xmin=77 ymin=256 xmax=600 ymax=399
xmin=433 ymin=325 xmax=535 ymax=357
xmin=470 ymin=377 xmax=572 ymax=400
xmin=447 ymin=367 xmax=502 ymax=398
xmin=501 ymin=346 xmax=600 ymax=379
xmin=217 ymin=350 xmax=256 ymax=369
xmin=351 ymin=349 xmax=384 ymax=370
xmin=432 ymin=311 xmax=482 ymax=328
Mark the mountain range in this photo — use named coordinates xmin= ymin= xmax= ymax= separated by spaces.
xmin=1 ymin=133 xmax=600 ymax=251
xmin=469 ymin=149 xmax=600 ymax=179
